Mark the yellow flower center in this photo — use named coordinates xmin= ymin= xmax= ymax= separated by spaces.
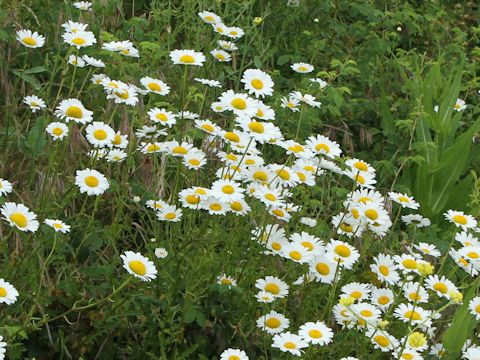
xmin=409 ymin=293 xmax=421 ymax=301
xmin=52 ymin=127 xmax=64 ymax=136
xmin=10 ymin=213 xmax=27 ymax=228
xmin=404 ymin=310 xmax=422 ymax=321
xmin=204 ymin=15 xmax=214 ymax=22
xmin=201 ymin=124 xmax=215 ymax=132
xmin=452 ymin=214 xmax=467 ymax=225
xmin=298 ymin=66 xmax=307 ymax=72
xmin=271 ymin=242 xmax=282 ymax=251
xmin=165 ymin=213 xmax=176 ymax=220
xmin=433 ymin=282 xmax=448 ymax=294
xmin=351 ymin=291 xmax=362 ymax=299
xmin=221 ymin=185 xmax=235 ymax=194
xmin=402 ymin=259 xmax=417 ymax=269
xmin=272 ymin=209 xmax=285 ymax=217
xmin=148 ymin=83 xmax=162 ymax=91
xmin=253 ymin=171 xmax=268 ymax=182
xmin=128 ymin=260 xmax=146 ymax=275
xmin=265 ymin=317 xmax=281 ymax=328
xmin=209 ymin=203 xmax=222 ymax=211
xmin=276 ymin=169 xmax=290 ymax=180
xmin=231 ymin=98 xmax=247 ymax=110
xmin=230 ymin=201 xmax=243 ymax=211
xmin=301 ymin=241 xmax=313 ymax=251
xmin=264 ymin=193 xmax=276 ymax=201
xmin=215 ymin=53 xmax=225 ymax=61
xmin=308 ymin=329 xmax=322 ymax=338
xmin=475 ymin=304 xmax=480 ymax=314
xmin=84 ymin=176 xmax=99 ymax=187
xmin=188 ymin=159 xmax=200 ymax=166
xmin=373 ymin=335 xmax=390 ymax=347
xmin=53 ymin=223 xmax=62 ymax=229
xmin=398 ymin=196 xmax=409 ymax=202
xmin=335 ymin=244 xmax=351 ymax=257
xmin=354 ymin=161 xmax=368 ymax=171
xmin=316 ymin=262 xmax=330 ymax=275
xmin=467 ymin=251 xmax=479 ymax=259
xmin=72 ymin=37 xmax=86 ymax=45
xmin=186 ymin=195 xmax=200 ymax=204
xmin=22 ymin=37 xmax=37 ymax=46
xmin=256 ymin=108 xmax=264 ymax=117
xmin=0 ymin=287 xmax=6 ymax=297
xmin=220 ymin=278 xmax=232 ymax=285
xmin=155 ymin=113 xmax=168 ymax=122
xmin=66 ymin=106 xmax=83 ymax=118
xmin=315 ymin=143 xmax=330 ymax=153
xmin=365 ymin=209 xmax=378 ymax=220
xmin=225 ymin=132 xmax=240 ymax=142
xmin=284 ymin=342 xmax=297 ymax=350
xmin=147 ymin=144 xmax=160 ymax=152
xmin=289 ymin=250 xmax=302 ymax=261
xmin=265 ymin=283 xmax=280 ymax=294
xmin=114 ymin=90 xmax=129 ymax=99
xmin=179 ymin=54 xmax=195 ymax=63
xmin=340 ymin=223 xmax=353 ymax=233
xmin=172 ymin=146 xmax=188 ymax=155
xmin=377 ymin=296 xmax=390 ymax=305
xmin=251 ymin=79 xmax=264 ymax=89
xmin=248 ymin=121 xmax=264 ymax=133
xmin=93 ymin=129 xmax=107 ymax=140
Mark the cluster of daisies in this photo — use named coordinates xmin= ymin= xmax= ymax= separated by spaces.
xmin=6 ymin=6 xmax=480 ymax=360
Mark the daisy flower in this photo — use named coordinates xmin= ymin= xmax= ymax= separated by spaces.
xmin=468 ymin=296 xmax=480 ymax=320
xmin=23 ymin=95 xmax=46 ymax=112
xmin=194 ymin=78 xmax=221 ymax=88
xmin=1 ymin=202 xmax=39 ymax=232
xmin=46 ymin=122 xmax=69 ymax=140
xmin=105 ymin=149 xmax=127 ymax=163
xmin=272 ymin=332 xmax=308 ymax=356
xmin=218 ymin=40 xmax=238 ymax=51
xmin=299 ymin=321 xmax=333 ymax=345
xmin=255 ymin=291 xmax=275 ymax=303
xmin=61 ymin=20 xmax=88 ymax=33
xmin=241 ymin=69 xmax=274 ymax=98
xmin=402 ymin=214 xmax=431 ymax=228
xmin=257 ymin=310 xmax=290 ymax=334
xmin=280 ymin=96 xmax=300 ymax=112
xmin=210 ymin=179 xmax=244 ymax=203
xmin=366 ymin=329 xmax=399 ymax=353
xmin=154 ymin=247 xmax=168 ymax=259
xmin=75 ymin=169 xmax=110 ymax=196
xmin=157 ymin=205 xmax=182 ymax=222
xmin=370 ymin=287 xmax=394 ymax=310
xmin=389 ymin=192 xmax=419 ymax=209
xmin=341 ymin=282 xmax=371 ymax=302
xmin=55 ymin=98 xmax=93 ymax=124
xmin=281 ymin=242 xmax=312 ymax=263
xmin=218 ymin=90 xmax=258 ymax=117
xmin=140 ymin=77 xmax=170 ymax=95
xmin=403 ymin=282 xmax=429 ymax=303
xmin=203 ymin=198 xmax=228 ymax=215
xmin=453 ymin=98 xmax=466 ymax=111
xmin=0 ymin=279 xmax=19 ymax=305
xmin=225 ymin=26 xmax=244 ymax=39
xmin=0 ymin=179 xmax=13 ymax=196
xmin=216 ymin=274 xmax=237 ymax=288
xmin=198 ymin=11 xmax=221 ymax=24
xmin=255 ymin=276 xmax=289 ymax=298
xmin=121 ymin=251 xmax=157 ymax=281
xmin=85 ymin=122 xmax=115 ymax=148
xmin=425 ymin=275 xmax=457 ymax=299
xmin=62 ymin=30 xmax=96 ymax=49
xmin=82 ymin=55 xmax=105 ymax=68
xmin=291 ymin=62 xmax=314 ymax=73
xmin=444 ymin=210 xmax=477 ymax=230
xmin=210 ymin=49 xmax=231 ymax=62
xmin=310 ymin=78 xmax=328 ymax=89
xmin=325 ymin=240 xmax=360 ymax=269
xmin=44 ymin=219 xmax=71 ymax=233
xmin=309 ymin=255 xmax=339 ymax=284
xmin=16 ymin=29 xmax=45 ymax=48
xmin=306 ymin=134 xmax=342 ymax=158
xmin=413 ymin=242 xmax=441 ymax=257
xmin=73 ymin=1 xmax=92 ymax=10
xmin=148 ymin=108 xmax=177 ymax=127
xmin=184 ymin=150 xmax=207 ymax=170
xmin=68 ymin=55 xmax=86 ymax=67
xmin=219 ymin=349 xmax=248 ymax=360
xmin=170 ymin=49 xmax=206 ymax=66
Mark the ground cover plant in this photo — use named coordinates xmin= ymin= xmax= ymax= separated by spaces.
xmin=1 ymin=0 xmax=480 ymax=359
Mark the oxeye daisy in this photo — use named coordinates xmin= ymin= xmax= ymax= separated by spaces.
xmin=216 ymin=274 xmax=237 ymax=288
xmin=135 ymin=125 xmax=167 ymax=140
xmin=394 ymin=254 xmax=419 ymax=274
xmin=146 ymin=199 xmax=168 ymax=211
xmin=350 ymin=302 xmax=382 ymax=326
xmin=85 ymin=122 xmax=115 ymax=148
xmin=0 ymin=279 xmax=19 ymax=305
xmin=309 ymin=255 xmax=338 ymax=284
xmin=255 ymin=291 xmax=275 ymax=303
xmin=75 ymin=169 xmax=110 ymax=196
xmin=237 ymin=118 xmax=282 ymax=144
xmin=370 ymin=287 xmax=394 ymax=310
xmin=68 ymin=55 xmax=86 ymax=67
xmin=106 ymin=83 xmax=139 ymax=106
xmin=203 ymin=198 xmax=228 ymax=215
xmin=241 ymin=69 xmax=274 ymax=98
xmin=170 ymin=49 xmax=206 ymax=66
xmin=183 ymin=150 xmax=207 ymax=170
xmin=468 ymin=296 xmax=480 ymax=320
xmin=253 ymin=100 xmax=275 ymax=120
xmin=445 ymin=210 xmax=477 ymax=229
xmin=194 ymin=119 xmax=219 ymax=135
xmin=345 ymin=158 xmax=375 ymax=175
xmin=0 ymin=179 xmax=13 ymax=196
xmin=82 ymin=55 xmax=105 ymax=68
xmin=91 ymin=73 xmax=109 ymax=85
xmin=458 ymin=246 xmax=480 ymax=263
xmin=404 ymin=332 xmax=428 ymax=352
xmin=455 ymin=231 xmax=479 ymax=247
xmin=343 ymin=169 xmax=377 ymax=189
xmin=198 ymin=10 xmax=221 ymax=24
xmin=326 ymin=240 xmax=360 ymax=269
xmin=341 ymin=282 xmax=371 ymax=302
xmin=425 ymin=275 xmax=457 ymax=299
xmin=453 ymin=98 xmax=466 ymax=111
xmin=210 ymin=179 xmax=244 ymax=203
xmin=44 ymin=219 xmax=71 ymax=233
xmin=62 ymin=20 xmax=88 ymax=33
xmin=272 ymin=332 xmax=308 ymax=356
xmin=291 ymin=62 xmax=314 ymax=73
xmin=1 ymin=202 xmax=39 ymax=232
xmin=210 ymin=49 xmax=231 ymax=62
xmin=254 ymin=185 xmax=284 ymax=207
xmin=413 ymin=242 xmax=441 ymax=257
xmin=46 ymin=122 xmax=69 ymax=140
xmin=148 ymin=108 xmax=177 ymax=127
xmin=217 ymin=40 xmax=238 ymax=51
xmin=55 ymin=98 xmax=93 ymax=124
xmin=370 ymin=253 xmax=400 ymax=285
xmin=164 ymin=141 xmax=194 ymax=157
xmin=269 ymin=164 xmax=299 ymax=187
xmin=225 ymin=26 xmax=244 ymax=39
xmin=290 ymin=232 xmax=324 ymax=254
xmin=388 ymin=192 xmax=419 ymax=209
xmin=299 ymin=321 xmax=333 ymax=345
xmin=306 ymin=134 xmax=342 ymax=158
xmin=16 ymin=29 xmax=45 ymax=48
xmin=394 ymin=303 xmax=431 ymax=325
xmin=403 ymin=282 xmax=429 ymax=303
xmin=157 ymin=205 xmax=182 ymax=222
xmin=219 ymin=349 xmax=248 ymax=360
xmin=310 ymin=77 xmax=328 ymax=89
xmin=139 ymin=142 xmax=163 ymax=154
xmin=219 ymin=90 xmax=258 ymax=117
xmin=280 ymin=96 xmax=300 ymax=112
xmin=62 ymin=30 xmax=96 ymax=49
xmin=140 ymin=77 xmax=170 ymax=95
xmin=23 ymin=95 xmax=46 ymax=112
xmin=281 ymin=242 xmax=311 ymax=263
xmin=228 ymin=199 xmax=251 ymax=216
xmin=365 ymin=329 xmax=399 ymax=352
xmin=154 ymin=247 xmax=168 ymax=259
xmin=194 ymin=78 xmax=221 ymax=88
xmin=255 ymin=276 xmax=289 ymax=298
xmin=110 ymin=131 xmax=128 ymax=149
xmin=121 ymin=251 xmax=157 ymax=281
xmin=402 ymin=214 xmax=431 ymax=228
xmin=257 ymin=310 xmax=290 ymax=334
xmin=73 ymin=1 xmax=92 ymax=10
xmin=105 ymin=149 xmax=127 ymax=163
xmin=395 ymin=348 xmax=421 ymax=360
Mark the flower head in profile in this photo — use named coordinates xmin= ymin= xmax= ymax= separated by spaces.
xmin=44 ymin=219 xmax=71 ymax=233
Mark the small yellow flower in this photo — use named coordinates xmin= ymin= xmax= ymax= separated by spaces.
xmin=407 ymin=332 xmax=427 ymax=348
xmin=253 ymin=17 xmax=263 ymax=25
xmin=449 ymin=291 xmax=463 ymax=303
xmin=418 ymin=261 xmax=434 ymax=276
xmin=339 ymin=296 xmax=355 ymax=306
